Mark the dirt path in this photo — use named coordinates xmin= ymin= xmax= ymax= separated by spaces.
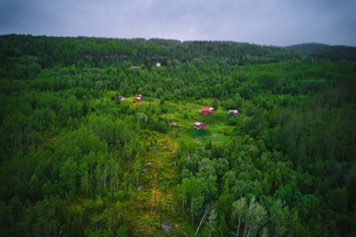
xmin=125 ymin=135 xmax=180 ymax=236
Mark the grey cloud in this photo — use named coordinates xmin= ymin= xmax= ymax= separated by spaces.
xmin=0 ymin=0 xmax=355 ymax=46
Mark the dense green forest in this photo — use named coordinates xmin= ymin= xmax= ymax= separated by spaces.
xmin=0 ymin=34 xmax=355 ymax=237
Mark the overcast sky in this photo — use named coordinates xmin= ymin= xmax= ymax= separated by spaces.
xmin=0 ymin=0 xmax=355 ymax=46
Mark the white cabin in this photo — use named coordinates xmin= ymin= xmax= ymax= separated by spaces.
xmin=228 ymin=110 xmax=239 ymax=115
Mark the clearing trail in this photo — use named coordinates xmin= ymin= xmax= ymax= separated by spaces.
xmin=125 ymin=133 xmax=182 ymax=236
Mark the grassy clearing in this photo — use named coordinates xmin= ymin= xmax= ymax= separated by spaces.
xmin=122 ymin=98 xmax=236 ymax=235
xmin=162 ymin=102 xmax=235 ymax=144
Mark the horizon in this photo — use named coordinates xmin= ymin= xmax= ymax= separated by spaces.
xmin=1 ymin=33 xmax=354 ymax=48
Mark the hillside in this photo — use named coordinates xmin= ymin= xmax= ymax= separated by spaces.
xmin=310 ymin=45 xmax=356 ymax=61
xmin=285 ymin=42 xmax=356 ymax=60
xmin=0 ymin=34 xmax=300 ymax=68
xmin=0 ymin=35 xmax=355 ymax=237
xmin=285 ymin=43 xmax=330 ymax=53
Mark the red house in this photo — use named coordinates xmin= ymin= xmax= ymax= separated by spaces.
xmin=199 ymin=107 xmax=212 ymax=115
xmin=135 ymin=94 xmax=143 ymax=101
xmin=194 ymin=122 xmax=206 ymax=129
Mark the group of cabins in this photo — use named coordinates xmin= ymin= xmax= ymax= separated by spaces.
xmin=115 ymin=94 xmax=143 ymax=103
xmin=117 ymin=95 xmax=238 ymax=131
xmin=194 ymin=107 xmax=239 ymax=130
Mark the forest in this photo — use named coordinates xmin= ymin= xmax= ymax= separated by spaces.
xmin=0 ymin=34 xmax=355 ymax=237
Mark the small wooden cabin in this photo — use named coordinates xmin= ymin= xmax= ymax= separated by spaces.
xmin=117 ymin=96 xmax=125 ymax=103
xmin=228 ymin=110 xmax=239 ymax=115
xmin=194 ymin=122 xmax=206 ymax=129
xmin=135 ymin=94 xmax=143 ymax=101
xmin=200 ymin=107 xmax=212 ymax=115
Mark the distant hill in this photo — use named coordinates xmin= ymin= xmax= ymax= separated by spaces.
xmin=285 ymin=43 xmax=330 ymax=53
xmin=1 ymin=35 xmax=355 ymax=69
xmin=286 ymin=43 xmax=356 ymax=61
xmin=310 ymin=45 xmax=356 ymax=61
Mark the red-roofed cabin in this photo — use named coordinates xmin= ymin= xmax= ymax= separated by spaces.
xmin=194 ymin=122 xmax=206 ymax=129
xmin=200 ymin=107 xmax=212 ymax=115
xmin=135 ymin=94 xmax=143 ymax=101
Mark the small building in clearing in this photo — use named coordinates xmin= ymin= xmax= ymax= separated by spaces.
xmin=136 ymin=94 xmax=143 ymax=101
xmin=156 ymin=62 xmax=161 ymax=67
xmin=228 ymin=110 xmax=239 ymax=115
xmin=194 ymin=122 xmax=206 ymax=129
xmin=115 ymin=96 xmax=125 ymax=104
xmin=200 ymin=107 xmax=212 ymax=115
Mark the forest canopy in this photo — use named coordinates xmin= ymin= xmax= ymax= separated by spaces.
xmin=0 ymin=34 xmax=355 ymax=237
